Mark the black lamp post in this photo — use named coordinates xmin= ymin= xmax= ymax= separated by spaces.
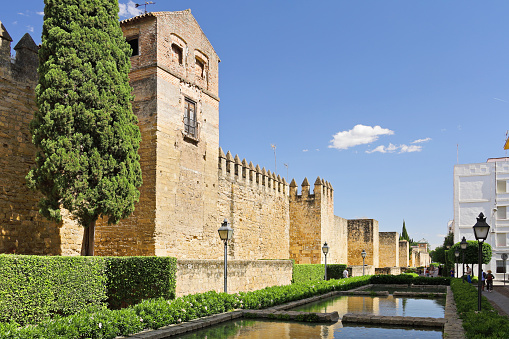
xmin=460 ymin=236 xmax=468 ymax=283
xmin=322 ymin=242 xmax=330 ymax=280
xmin=473 ymin=212 xmax=490 ymax=312
xmin=361 ymin=249 xmax=367 ymax=276
xmin=454 ymin=249 xmax=460 ymax=278
xmin=218 ymin=219 xmax=233 ymax=293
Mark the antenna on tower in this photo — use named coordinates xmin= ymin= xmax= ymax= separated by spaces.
xmin=135 ymin=1 xmax=156 ymax=14
xmin=271 ymin=144 xmax=277 ymax=175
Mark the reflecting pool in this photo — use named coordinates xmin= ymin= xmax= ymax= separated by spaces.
xmin=291 ymin=295 xmax=446 ymax=318
xmin=177 ymin=319 xmax=443 ymax=339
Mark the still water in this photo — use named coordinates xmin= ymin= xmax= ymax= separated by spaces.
xmin=291 ymin=295 xmax=446 ymax=318
xmin=177 ymin=318 xmax=443 ymax=339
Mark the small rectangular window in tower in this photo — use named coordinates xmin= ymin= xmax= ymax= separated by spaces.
xmin=127 ymin=38 xmax=139 ymax=56
xmin=195 ymin=57 xmax=205 ymax=78
xmin=184 ymin=99 xmax=198 ymax=139
xmin=172 ymin=44 xmax=183 ymax=65
xmin=498 ymin=206 xmax=507 ymax=220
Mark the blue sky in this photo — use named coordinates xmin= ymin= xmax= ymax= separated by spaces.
xmin=3 ymin=1 xmax=509 ymax=250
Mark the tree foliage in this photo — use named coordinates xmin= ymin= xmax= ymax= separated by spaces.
xmin=27 ymin=0 xmax=142 ymax=255
xmin=447 ymin=240 xmax=492 ymax=276
xmin=400 ymin=220 xmax=410 ymax=241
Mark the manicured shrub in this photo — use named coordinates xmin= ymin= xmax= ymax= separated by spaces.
xmin=292 ymin=264 xmax=324 ymax=283
xmin=0 ymin=254 xmax=178 ymax=325
xmin=0 ymin=254 xmax=107 ymax=325
xmin=450 ymin=278 xmax=509 ymax=338
xmin=0 ymin=276 xmax=372 ymax=338
xmin=369 ymin=274 xmax=450 ymax=285
xmin=106 ymin=256 xmax=177 ymax=309
xmin=326 ymin=264 xmax=348 ymax=280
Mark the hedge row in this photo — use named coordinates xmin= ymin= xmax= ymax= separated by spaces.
xmin=450 ymin=278 xmax=509 ymax=338
xmin=0 ymin=255 xmax=177 ymax=325
xmin=0 ymin=276 xmax=372 ymax=338
xmin=370 ymin=274 xmax=450 ymax=285
xmin=292 ymin=264 xmax=348 ymax=283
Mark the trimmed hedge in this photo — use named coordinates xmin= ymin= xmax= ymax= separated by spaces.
xmin=106 ymin=256 xmax=177 ymax=309
xmin=0 ymin=255 xmax=107 ymax=325
xmin=370 ymin=274 xmax=450 ymax=285
xmin=450 ymin=278 xmax=509 ymax=338
xmin=292 ymin=264 xmax=324 ymax=283
xmin=326 ymin=264 xmax=348 ymax=280
xmin=0 ymin=276 xmax=372 ymax=338
xmin=0 ymin=255 xmax=177 ymax=325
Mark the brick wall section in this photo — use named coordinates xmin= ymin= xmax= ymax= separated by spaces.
xmin=175 ymin=259 xmax=292 ymax=297
xmin=217 ymin=151 xmax=289 ymax=260
xmin=399 ymin=240 xmax=409 ymax=267
xmin=347 ymin=219 xmax=379 ymax=267
xmin=379 ymin=232 xmax=399 ymax=267
xmin=0 ymin=28 xmax=65 ymax=255
xmin=331 ymin=216 xmax=348 ymax=264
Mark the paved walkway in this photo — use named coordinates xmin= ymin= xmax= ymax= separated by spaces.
xmin=483 ymin=280 xmax=509 ymax=317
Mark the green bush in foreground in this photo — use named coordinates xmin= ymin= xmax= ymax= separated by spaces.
xmin=370 ymin=274 xmax=450 ymax=285
xmin=0 ymin=276 xmax=371 ymax=338
xmin=450 ymin=278 xmax=509 ymax=338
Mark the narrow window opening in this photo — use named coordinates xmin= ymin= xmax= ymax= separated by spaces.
xmin=195 ymin=57 xmax=205 ymax=78
xmin=127 ymin=38 xmax=139 ymax=56
xmin=172 ymin=44 xmax=183 ymax=65
xmin=184 ymin=98 xmax=198 ymax=140
xmin=498 ymin=206 xmax=507 ymax=220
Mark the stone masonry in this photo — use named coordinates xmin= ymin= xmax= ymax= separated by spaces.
xmin=399 ymin=240 xmax=409 ymax=267
xmin=347 ymin=219 xmax=380 ymax=267
xmin=379 ymin=232 xmax=399 ymax=267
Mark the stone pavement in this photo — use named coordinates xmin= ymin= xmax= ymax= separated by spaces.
xmin=483 ymin=280 xmax=509 ymax=317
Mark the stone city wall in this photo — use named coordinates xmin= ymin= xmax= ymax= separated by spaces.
xmin=375 ymin=267 xmax=402 ymax=275
xmin=0 ymin=28 xmax=65 ymax=255
xmin=349 ymin=265 xmax=375 ymax=277
xmin=217 ymin=150 xmax=290 ymax=260
xmin=399 ymin=240 xmax=409 ymax=267
xmin=347 ymin=219 xmax=379 ymax=267
xmin=289 ymin=178 xmax=334 ymax=264
xmin=175 ymin=259 xmax=293 ymax=297
xmin=379 ymin=232 xmax=399 ymax=267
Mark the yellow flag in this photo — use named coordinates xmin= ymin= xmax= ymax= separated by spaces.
xmin=505 ymin=137 xmax=509 ymax=150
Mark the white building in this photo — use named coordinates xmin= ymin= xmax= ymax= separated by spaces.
xmin=453 ymin=157 xmax=509 ymax=280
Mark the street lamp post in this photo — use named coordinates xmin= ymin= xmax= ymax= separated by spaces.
xmin=218 ymin=219 xmax=233 ymax=293
xmin=322 ymin=242 xmax=330 ymax=280
xmin=461 ymin=236 xmax=468 ymax=283
xmin=473 ymin=212 xmax=490 ymax=312
xmin=361 ymin=249 xmax=367 ymax=276
xmin=455 ymin=249 xmax=460 ymax=278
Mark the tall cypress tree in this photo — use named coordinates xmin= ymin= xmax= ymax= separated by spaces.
xmin=400 ymin=220 xmax=410 ymax=241
xmin=27 ymin=0 xmax=142 ymax=255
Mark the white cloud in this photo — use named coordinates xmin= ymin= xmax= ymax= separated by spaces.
xmin=119 ymin=1 xmax=143 ymax=18
xmin=26 ymin=25 xmax=34 ymax=32
xmin=18 ymin=12 xmax=26 ymax=16
xmin=366 ymin=143 xmax=422 ymax=154
xmin=412 ymin=137 xmax=431 ymax=144
xmin=302 ymin=149 xmax=308 ymax=152
xmin=36 ymin=12 xmax=44 ymax=16
xmin=328 ymin=124 xmax=394 ymax=150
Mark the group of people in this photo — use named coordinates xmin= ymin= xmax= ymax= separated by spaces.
xmin=462 ymin=265 xmax=495 ymax=292
xmin=449 ymin=265 xmax=495 ymax=291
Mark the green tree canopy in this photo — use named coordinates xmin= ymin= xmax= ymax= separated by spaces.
xmin=27 ymin=0 xmax=142 ymax=255
xmin=448 ymin=240 xmax=492 ymax=276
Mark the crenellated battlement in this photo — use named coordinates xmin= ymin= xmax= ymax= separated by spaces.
xmin=218 ymin=147 xmax=288 ymax=195
xmin=289 ymin=176 xmax=334 ymax=202
xmin=0 ymin=21 xmax=39 ymax=83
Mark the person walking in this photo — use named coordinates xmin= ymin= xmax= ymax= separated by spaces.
xmin=486 ymin=270 xmax=495 ymax=292
xmin=466 ymin=265 xmax=472 ymax=283
xmin=343 ymin=268 xmax=349 ymax=278
xmin=450 ymin=268 xmax=455 ymax=277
